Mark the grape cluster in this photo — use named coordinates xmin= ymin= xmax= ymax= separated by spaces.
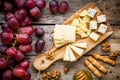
xmin=0 ymin=0 xmax=46 ymax=80
xmin=49 ymin=0 xmax=69 ymax=14
xmin=0 ymin=0 xmax=69 ymax=80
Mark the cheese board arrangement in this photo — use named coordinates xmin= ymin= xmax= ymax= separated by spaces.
xmin=33 ymin=2 xmax=113 ymax=72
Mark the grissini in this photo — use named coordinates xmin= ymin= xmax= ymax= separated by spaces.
xmin=87 ymin=56 xmax=107 ymax=73
xmin=84 ymin=59 xmax=102 ymax=78
xmin=92 ymin=53 xmax=116 ymax=65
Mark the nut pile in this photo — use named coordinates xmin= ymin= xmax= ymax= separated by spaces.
xmin=109 ymin=52 xmax=118 ymax=60
xmin=46 ymin=52 xmax=55 ymax=60
xmin=42 ymin=70 xmax=60 ymax=80
xmin=101 ymin=42 xmax=110 ymax=52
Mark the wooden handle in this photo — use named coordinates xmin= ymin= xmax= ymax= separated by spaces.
xmin=33 ymin=46 xmax=65 ymax=71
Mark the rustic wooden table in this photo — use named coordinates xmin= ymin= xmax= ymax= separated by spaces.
xmin=0 ymin=0 xmax=120 ymax=80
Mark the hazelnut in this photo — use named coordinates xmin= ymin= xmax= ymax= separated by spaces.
xmin=63 ymin=67 xmax=69 ymax=74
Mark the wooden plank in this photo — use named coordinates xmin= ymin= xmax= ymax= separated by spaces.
xmin=26 ymin=56 xmax=120 ymax=80
xmin=24 ymin=25 xmax=120 ymax=56
xmin=0 ymin=0 xmax=120 ymax=24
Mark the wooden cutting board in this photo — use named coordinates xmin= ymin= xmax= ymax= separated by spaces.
xmin=33 ymin=2 xmax=113 ymax=71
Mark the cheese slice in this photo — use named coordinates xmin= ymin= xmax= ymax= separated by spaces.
xmin=71 ymin=18 xmax=80 ymax=26
xmin=79 ymin=21 xmax=88 ymax=32
xmin=76 ymin=27 xmax=88 ymax=38
xmin=86 ymin=29 xmax=91 ymax=36
xmin=80 ymin=10 xmax=88 ymax=17
xmin=67 ymin=46 xmax=76 ymax=62
xmin=83 ymin=16 xmax=90 ymax=23
xmin=69 ymin=45 xmax=84 ymax=57
xmin=63 ymin=46 xmax=70 ymax=61
xmin=72 ymin=42 xmax=87 ymax=49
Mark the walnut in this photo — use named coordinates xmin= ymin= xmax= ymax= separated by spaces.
xmin=63 ymin=67 xmax=69 ymax=74
xmin=42 ymin=72 xmax=52 ymax=80
xmin=109 ymin=52 xmax=118 ymax=60
xmin=101 ymin=42 xmax=110 ymax=52
xmin=52 ymin=70 xmax=61 ymax=80
xmin=46 ymin=52 xmax=55 ymax=60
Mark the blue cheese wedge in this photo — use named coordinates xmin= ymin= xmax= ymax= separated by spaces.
xmin=63 ymin=46 xmax=70 ymax=61
xmin=98 ymin=24 xmax=108 ymax=34
xmin=89 ymin=32 xmax=100 ymax=41
xmin=67 ymin=46 xmax=76 ymax=62
xmin=69 ymin=45 xmax=84 ymax=57
xmin=53 ymin=25 xmax=76 ymax=48
xmin=97 ymin=15 xmax=107 ymax=23
xmin=87 ymin=8 xmax=96 ymax=18
xmin=72 ymin=42 xmax=87 ymax=49
xmin=89 ymin=21 xmax=97 ymax=30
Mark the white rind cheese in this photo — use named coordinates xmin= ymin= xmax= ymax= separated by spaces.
xmin=87 ymin=8 xmax=96 ymax=18
xmin=63 ymin=46 xmax=70 ymax=61
xmin=72 ymin=42 xmax=87 ymax=49
xmin=97 ymin=15 xmax=107 ymax=23
xmin=69 ymin=45 xmax=84 ymax=56
xmin=98 ymin=24 xmax=108 ymax=34
xmin=89 ymin=32 xmax=100 ymax=41
xmin=68 ymin=46 xmax=76 ymax=62
xmin=53 ymin=25 xmax=76 ymax=48
xmin=89 ymin=21 xmax=97 ymax=30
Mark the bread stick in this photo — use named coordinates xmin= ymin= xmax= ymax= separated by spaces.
xmin=92 ymin=53 xmax=116 ymax=65
xmin=87 ymin=56 xmax=107 ymax=73
xmin=84 ymin=59 xmax=102 ymax=78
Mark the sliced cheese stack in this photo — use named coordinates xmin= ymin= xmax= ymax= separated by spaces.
xmin=63 ymin=42 xmax=87 ymax=62
xmin=53 ymin=25 xmax=76 ymax=48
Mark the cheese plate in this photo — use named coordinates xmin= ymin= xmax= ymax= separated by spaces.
xmin=33 ymin=2 xmax=113 ymax=71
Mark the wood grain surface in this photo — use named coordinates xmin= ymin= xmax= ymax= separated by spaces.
xmin=0 ymin=0 xmax=120 ymax=80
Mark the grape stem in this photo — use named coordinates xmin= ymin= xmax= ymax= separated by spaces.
xmin=8 ymin=65 xmax=14 ymax=70
xmin=37 ymin=70 xmax=42 ymax=80
xmin=12 ymin=40 xmax=17 ymax=47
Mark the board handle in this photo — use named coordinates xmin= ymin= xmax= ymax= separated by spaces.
xmin=33 ymin=46 xmax=65 ymax=71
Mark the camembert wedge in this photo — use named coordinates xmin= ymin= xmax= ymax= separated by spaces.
xmin=67 ymin=46 xmax=77 ymax=62
xmin=63 ymin=46 xmax=70 ymax=61
xmin=72 ymin=42 xmax=87 ymax=49
xmin=69 ymin=45 xmax=84 ymax=57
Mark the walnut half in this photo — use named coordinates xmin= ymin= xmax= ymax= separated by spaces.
xmin=52 ymin=70 xmax=61 ymax=80
xmin=109 ymin=52 xmax=118 ymax=60
xmin=46 ymin=52 xmax=55 ymax=60
xmin=101 ymin=42 xmax=110 ymax=52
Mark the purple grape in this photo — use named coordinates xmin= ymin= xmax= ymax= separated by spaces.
xmin=35 ymin=39 xmax=45 ymax=52
xmin=0 ymin=57 xmax=7 ymax=69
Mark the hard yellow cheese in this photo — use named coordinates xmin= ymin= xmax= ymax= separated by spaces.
xmin=53 ymin=25 xmax=76 ymax=48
